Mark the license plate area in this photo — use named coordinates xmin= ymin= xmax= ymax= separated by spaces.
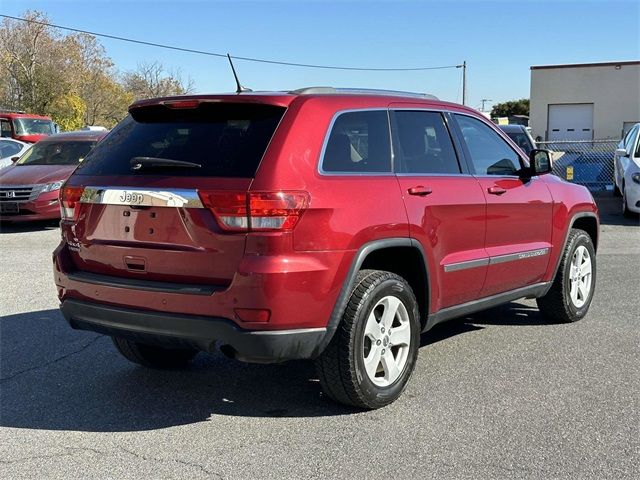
xmin=0 ymin=202 xmax=19 ymax=214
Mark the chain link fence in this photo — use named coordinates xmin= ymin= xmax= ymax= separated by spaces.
xmin=537 ymin=139 xmax=619 ymax=192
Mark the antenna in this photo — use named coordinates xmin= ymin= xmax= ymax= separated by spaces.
xmin=227 ymin=53 xmax=252 ymax=94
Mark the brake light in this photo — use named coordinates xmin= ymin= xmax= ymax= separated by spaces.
xmin=198 ymin=191 xmax=309 ymax=232
xmin=162 ymin=100 xmax=200 ymax=109
xmin=60 ymin=186 xmax=84 ymax=221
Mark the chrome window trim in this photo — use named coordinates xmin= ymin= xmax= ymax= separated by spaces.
xmin=79 ymin=186 xmax=204 ymax=208
xmin=443 ymin=247 xmax=550 ymax=273
xmin=317 ymin=108 xmax=394 ymax=176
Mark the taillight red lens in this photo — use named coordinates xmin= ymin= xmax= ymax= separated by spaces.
xmin=162 ymin=100 xmax=200 ymax=109
xmin=198 ymin=191 xmax=309 ymax=232
xmin=60 ymin=186 xmax=84 ymax=221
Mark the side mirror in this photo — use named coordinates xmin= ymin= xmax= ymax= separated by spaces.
xmin=615 ymin=148 xmax=628 ymax=157
xmin=528 ymin=149 xmax=553 ymax=176
xmin=11 ymin=156 xmax=19 ymax=163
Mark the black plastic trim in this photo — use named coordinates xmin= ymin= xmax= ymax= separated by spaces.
xmin=318 ymin=238 xmax=430 ymax=352
xmin=67 ymin=271 xmax=222 ymax=296
xmin=541 ymin=211 xmax=599 ymax=296
xmin=425 ymin=281 xmax=551 ymax=329
xmin=60 ymin=299 xmax=326 ymax=363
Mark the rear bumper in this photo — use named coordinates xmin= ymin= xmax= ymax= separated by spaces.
xmin=61 ymin=299 xmax=327 ymax=363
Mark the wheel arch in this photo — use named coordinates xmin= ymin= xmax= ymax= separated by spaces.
xmin=316 ymin=238 xmax=431 ymax=355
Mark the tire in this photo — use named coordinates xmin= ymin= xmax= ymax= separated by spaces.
xmin=315 ymin=270 xmax=421 ymax=409
xmin=613 ymin=182 xmax=622 ymax=197
xmin=622 ymin=184 xmax=635 ymax=218
xmin=536 ymin=229 xmax=596 ymax=323
xmin=112 ymin=337 xmax=198 ymax=369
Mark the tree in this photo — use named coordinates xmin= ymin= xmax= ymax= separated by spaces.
xmin=122 ymin=61 xmax=194 ymax=101
xmin=491 ymin=99 xmax=530 ymax=118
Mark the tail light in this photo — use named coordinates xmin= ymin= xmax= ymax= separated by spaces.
xmin=198 ymin=191 xmax=310 ymax=232
xmin=60 ymin=186 xmax=84 ymax=221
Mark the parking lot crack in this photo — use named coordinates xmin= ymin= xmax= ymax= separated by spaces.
xmin=0 ymin=335 xmax=102 ymax=383
xmin=115 ymin=446 xmax=224 ymax=479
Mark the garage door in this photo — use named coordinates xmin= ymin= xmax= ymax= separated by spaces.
xmin=548 ymin=103 xmax=594 ymax=141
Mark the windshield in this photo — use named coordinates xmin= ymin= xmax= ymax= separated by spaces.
xmin=75 ymin=103 xmax=286 ymax=177
xmin=13 ymin=118 xmax=55 ymax=136
xmin=506 ymin=132 xmax=534 ymax=155
xmin=16 ymin=141 xmax=95 ymax=166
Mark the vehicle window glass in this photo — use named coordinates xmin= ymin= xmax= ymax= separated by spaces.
xmin=16 ymin=141 xmax=95 ymax=166
xmin=505 ymin=131 xmax=533 ymax=155
xmin=0 ymin=140 xmax=22 ymax=157
xmin=0 ymin=119 xmax=11 ymax=137
xmin=392 ymin=111 xmax=460 ymax=174
xmin=624 ymin=126 xmax=638 ymax=151
xmin=14 ymin=118 xmax=55 ymax=135
xmin=634 ymin=130 xmax=640 ymax=158
xmin=322 ymin=110 xmax=391 ymax=173
xmin=75 ymin=103 xmax=285 ymax=177
xmin=455 ymin=114 xmax=521 ymax=176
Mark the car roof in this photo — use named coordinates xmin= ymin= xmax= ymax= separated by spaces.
xmin=38 ymin=130 xmax=107 ymax=142
xmin=0 ymin=111 xmax=53 ymax=121
xmin=498 ymin=124 xmax=527 ymax=133
xmin=129 ymin=88 xmax=477 ymax=115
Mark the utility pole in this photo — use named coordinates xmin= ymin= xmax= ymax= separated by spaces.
xmin=457 ymin=61 xmax=467 ymax=105
xmin=481 ymin=99 xmax=492 ymax=112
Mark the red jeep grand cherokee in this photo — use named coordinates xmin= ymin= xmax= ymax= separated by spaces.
xmin=54 ymin=89 xmax=598 ymax=409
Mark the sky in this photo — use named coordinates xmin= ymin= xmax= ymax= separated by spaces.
xmin=2 ymin=0 xmax=639 ymax=111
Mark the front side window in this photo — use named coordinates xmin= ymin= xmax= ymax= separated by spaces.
xmin=624 ymin=125 xmax=638 ymax=152
xmin=455 ymin=115 xmax=522 ymax=176
xmin=16 ymin=141 xmax=95 ymax=166
xmin=322 ymin=110 xmax=391 ymax=173
xmin=505 ymin=131 xmax=534 ymax=155
xmin=392 ymin=111 xmax=461 ymax=174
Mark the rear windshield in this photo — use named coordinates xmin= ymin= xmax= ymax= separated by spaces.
xmin=75 ymin=103 xmax=286 ymax=177
xmin=16 ymin=141 xmax=95 ymax=166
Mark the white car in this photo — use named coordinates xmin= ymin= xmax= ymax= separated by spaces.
xmin=0 ymin=138 xmax=30 ymax=170
xmin=614 ymin=123 xmax=640 ymax=217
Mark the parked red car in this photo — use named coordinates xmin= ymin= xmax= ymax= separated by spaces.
xmin=54 ymin=89 xmax=598 ymax=408
xmin=0 ymin=131 xmax=105 ymax=222
xmin=0 ymin=110 xmax=58 ymax=143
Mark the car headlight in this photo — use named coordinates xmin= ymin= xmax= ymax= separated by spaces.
xmin=41 ymin=181 xmax=64 ymax=193
xmin=632 ymin=173 xmax=640 ymax=184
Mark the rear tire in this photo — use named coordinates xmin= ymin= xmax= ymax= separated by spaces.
xmin=112 ymin=337 xmax=198 ymax=369
xmin=613 ymin=183 xmax=622 ymax=197
xmin=536 ymin=229 xmax=596 ymax=323
xmin=315 ymin=270 xmax=420 ymax=409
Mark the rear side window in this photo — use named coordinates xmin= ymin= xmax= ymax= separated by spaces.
xmin=393 ymin=111 xmax=461 ymax=174
xmin=321 ymin=110 xmax=391 ymax=173
xmin=454 ymin=114 xmax=522 ymax=176
xmin=75 ymin=103 xmax=285 ymax=177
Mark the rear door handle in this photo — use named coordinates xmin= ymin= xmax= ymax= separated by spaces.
xmin=408 ymin=186 xmax=433 ymax=196
xmin=487 ymin=186 xmax=507 ymax=195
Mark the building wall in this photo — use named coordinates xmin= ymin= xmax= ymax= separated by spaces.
xmin=530 ymin=62 xmax=640 ymax=140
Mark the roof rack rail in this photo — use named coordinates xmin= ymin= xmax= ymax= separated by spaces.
xmin=0 ymin=108 xmax=27 ymax=114
xmin=289 ymin=87 xmax=438 ymax=100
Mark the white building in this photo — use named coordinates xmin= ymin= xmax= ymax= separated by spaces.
xmin=529 ymin=61 xmax=640 ymax=141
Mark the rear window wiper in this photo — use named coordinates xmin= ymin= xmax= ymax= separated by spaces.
xmin=130 ymin=157 xmax=202 ymax=171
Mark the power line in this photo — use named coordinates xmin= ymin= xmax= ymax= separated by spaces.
xmin=0 ymin=14 xmax=462 ymax=72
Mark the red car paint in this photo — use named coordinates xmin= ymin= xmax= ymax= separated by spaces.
xmin=0 ymin=131 xmax=105 ymax=222
xmin=53 ymin=91 xmax=599 ymax=362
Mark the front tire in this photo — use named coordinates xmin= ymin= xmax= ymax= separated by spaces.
xmin=622 ymin=184 xmax=635 ymax=218
xmin=537 ymin=229 xmax=596 ymax=323
xmin=315 ymin=270 xmax=421 ymax=409
xmin=112 ymin=337 xmax=198 ymax=369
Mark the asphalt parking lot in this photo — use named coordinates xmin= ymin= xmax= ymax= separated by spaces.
xmin=0 ymin=195 xmax=638 ymax=479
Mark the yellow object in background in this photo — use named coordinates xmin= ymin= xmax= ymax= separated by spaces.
xmin=566 ymin=166 xmax=574 ymax=180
